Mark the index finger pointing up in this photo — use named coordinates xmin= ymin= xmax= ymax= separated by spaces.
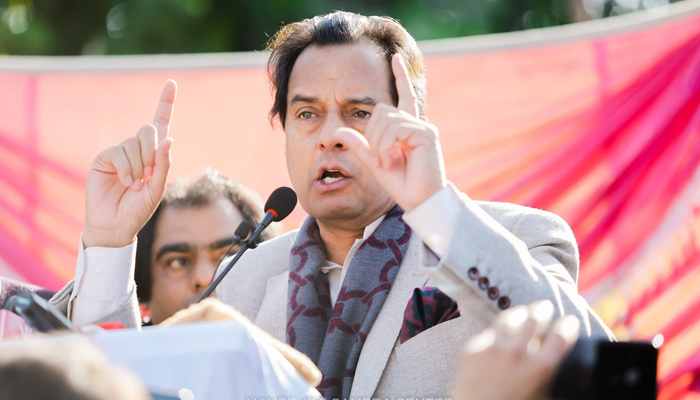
xmin=392 ymin=54 xmax=418 ymax=118
xmin=153 ymin=79 xmax=178 ymax=142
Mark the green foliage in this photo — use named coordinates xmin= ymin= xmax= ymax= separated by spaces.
xmin=0 ymin=0 xmax=689 ymax=55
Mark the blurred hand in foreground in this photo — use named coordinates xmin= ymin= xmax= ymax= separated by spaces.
xmin=451 ymin=300 xmax=580 ymax=400
xmin=82 ymin=80 xmax=177 ymax=248
xmin=161 ymin=298 xmax=322 ymax=387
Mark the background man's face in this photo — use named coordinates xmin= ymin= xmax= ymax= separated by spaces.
xmin=147 ymin=197 xmax=244 ymax=324
xmin=284 ymin=44 xmax=395 ymax=227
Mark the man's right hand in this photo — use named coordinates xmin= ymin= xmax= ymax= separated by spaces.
xmin=82 ymin=80 xmax=177 ymax=249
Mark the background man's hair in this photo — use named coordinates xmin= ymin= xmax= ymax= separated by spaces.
xmin=266 ymin=11 xmax=427 ymax=127
xmin=135 ymin=170 xmax=281 ymax=302
xmin=0 ymin=340 xmax=149 ymax=400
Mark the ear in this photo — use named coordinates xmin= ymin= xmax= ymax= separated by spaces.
xmin=139 ymin=302 xmax=151 ymax=324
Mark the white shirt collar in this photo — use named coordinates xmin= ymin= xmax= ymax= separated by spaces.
xmin=320 ymin=214 xmax=386 ymax=271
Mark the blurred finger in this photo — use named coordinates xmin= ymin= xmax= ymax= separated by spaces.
xmin=369 ymin=111 xmax=410 ymax=151
xmin=120 ymin=137 xmax=143 ymax=188
xmin=392 ymin=54 xmax=418 ymax=118
xmin=365 ymin=103 xmax=394 ymax=154
xmin=149 ymin=137 xmax=173 ymax=195
xmin=511 ymin=300 xmax=555 ymax=353
xmin=530 ymin=300 xmax=556 ymax=338
xmin=105 ymin=146 xmax=133 ymax=187
xmin=335 ymin=127 xmax=378 ymax=168
xmin=494 ymin=305 xmax=529 ymax=340
xmin=464 ymin=328 xmax=497 ymax=354
xmin=539 ymin=315 xmax=580 ymax=367
xmin=365 ymin=103 xmax=394 ymax=134
xmin=376 ymin=122 xmax=425 ymax=169
xmin=153 ymin=80 xmax=177 ymax=142
xmin=136 ymin=124 xmax=157 ymax=177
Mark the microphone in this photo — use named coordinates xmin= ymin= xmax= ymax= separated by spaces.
xmin=248 ymin=187 xmax=297 ymax=248
xmin=199 ymin=187 xmax=297 ymax=302
xmin=4 ymin=291 xmax=77 ymax=333
xmin=234 ymin=221 xmax=253 ymax=242
xmin=211 ymin=221 xmax=254 ymax=283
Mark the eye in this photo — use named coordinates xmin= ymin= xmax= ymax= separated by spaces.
xmin=354 ymin=110 xmax=371 ymax=119
xmin=166 ymin=257 xmax=190 ymax=270
xmin=298 ymin=111 xmax=316 ymax=119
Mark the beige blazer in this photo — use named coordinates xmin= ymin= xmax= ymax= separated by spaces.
xmin=51 ymin=196 xmax=614 ymax=398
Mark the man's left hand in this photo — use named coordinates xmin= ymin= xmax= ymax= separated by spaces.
xmin=336 ymin=54 xmax=447 ymax=212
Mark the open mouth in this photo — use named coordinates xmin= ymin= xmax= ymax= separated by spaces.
xmin=320 ymin=170 xmax=347 ymax=184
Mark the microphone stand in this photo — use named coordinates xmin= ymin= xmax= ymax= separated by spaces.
xmin=198 ymin=240 xmax=252 ymax=302
xmin=197 ymin=214 xmax=274 ymax=302
xmin=198 ymin=186 xmax=296 ymax=302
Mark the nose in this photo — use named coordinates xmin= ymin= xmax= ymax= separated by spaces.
xmin=318 ymin=112 xmax=348 ymax=151
xmin=191 ymin=256 xmax=216 ymax=293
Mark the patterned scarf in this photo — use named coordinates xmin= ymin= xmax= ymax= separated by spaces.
xmin=286 ymin=206 xmax=412 ymax=400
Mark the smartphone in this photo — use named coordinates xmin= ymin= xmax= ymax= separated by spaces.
xmin=549 ymin=339 xmax=657 ymax=400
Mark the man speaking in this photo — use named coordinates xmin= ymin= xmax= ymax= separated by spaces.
xmin=51 ymin=11 xmax=613 ymax=399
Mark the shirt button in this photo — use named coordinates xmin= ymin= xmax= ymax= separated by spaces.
xmin=468 ymin=267 xmax=479 ymax=281
xmin=488 ymin=286 xmax=499 ymax=300
xmin=478 ymin=277 xmax=489 ymax=290
xmin=498 ymin=296 xmax=511 ymax=310
xmin=95 ymin=269 xmax=103 ymax=277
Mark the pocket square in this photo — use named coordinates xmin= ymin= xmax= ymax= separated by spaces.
xmin=399 ymin=286 xmax=460 ymax=344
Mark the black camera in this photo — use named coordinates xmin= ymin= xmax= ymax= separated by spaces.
xmin=549 ymin=339 xmax=658 ymax=400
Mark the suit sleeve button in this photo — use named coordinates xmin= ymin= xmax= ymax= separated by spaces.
xmin=478 ymin=277 xmax=489 ymax=290
xmin=468 ymin=267 xmax=479 ymax=281
xmin=488 ymin=286 xmax=499 ymax=300
xmin=498 ymin=296 xmax=511 ymax=310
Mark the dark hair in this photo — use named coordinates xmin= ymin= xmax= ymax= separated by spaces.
xmin=134 ymin=170 xmax=281 ymax=302
xmin=266 ymin=11 xmax=427 ymax=127
xmin=0 ymin=341 xmax=149 ymax=400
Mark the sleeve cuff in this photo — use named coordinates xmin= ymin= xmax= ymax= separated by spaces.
xmin=77 ymin=236 xmax=137 ymax=299
xmin=402 ymin=185 xmax=462 ymax=259
xmin=69 ymin=234 xmax=138 ymax=325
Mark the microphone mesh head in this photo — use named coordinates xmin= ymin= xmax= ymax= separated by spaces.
xmin=264 ymin=187 xmax=297 ymax=222
xmin=234 ymin=221 xmax=253 ymax=240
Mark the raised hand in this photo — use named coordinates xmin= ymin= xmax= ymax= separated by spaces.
xmin=336 ymin=54 xmax=447 ymax=212
xmin=82 ymin=80 xmax=177 ymax=248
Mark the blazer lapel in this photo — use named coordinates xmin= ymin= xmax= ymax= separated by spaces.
xmin=350 ymin=234 xmax=429 ymax=399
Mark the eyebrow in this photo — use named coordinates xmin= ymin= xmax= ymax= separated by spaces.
xmin=290 ymin=95 xmax=377 ymax=107
xmin=154 ymin=237 xmax=238 ymax=261
xmin=346 ymin=97 xmax=377 ymax=107
xmin=155 ymin=243 xmax=192 ymax=261
xmin=290 ymin=94 xmax=319 ymax=104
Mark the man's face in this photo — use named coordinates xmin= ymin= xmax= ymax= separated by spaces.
xmin=147 ymin=197 xmax=244 ymax=325
xmin=284 ymin=44 xmax=395 ymax=228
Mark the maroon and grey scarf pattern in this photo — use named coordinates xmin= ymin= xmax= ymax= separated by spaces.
xmin=286 ymin=206 xmax=411 ymax=400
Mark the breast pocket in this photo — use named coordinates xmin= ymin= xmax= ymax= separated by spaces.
xmin=377 ymin=316 xmax=476 ymax=398
xmin=395 ymin=315 xmax=473 ymax=361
